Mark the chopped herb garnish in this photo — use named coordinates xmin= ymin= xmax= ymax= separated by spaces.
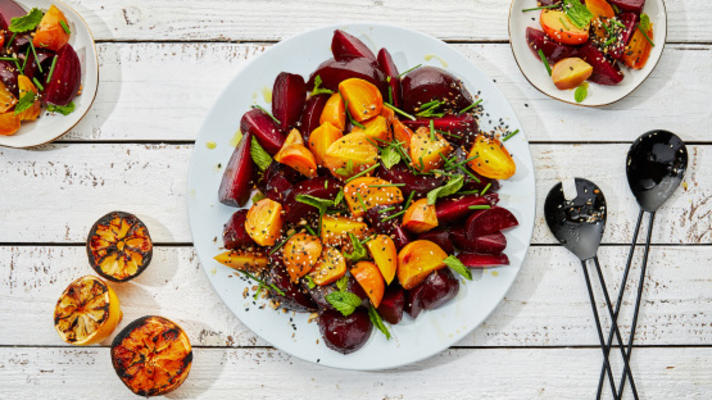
xmin=343 ymin=233 xmax=368 ymax=262
xmin=429 ymin=119 xmax=436 ymax=141
xmin=398 ymin=63 xmax=422 ymax=77
xmin=443 ymin=255 xmax=472 ymax=280
xmin=60 ymin=20 xmax=71 ymax=35
xmin=562 ymin=0 xmax=593 ymax=29
xmin=21 ymin=48 xmax=30 ymax=74
xmin=251 ymin=191 xmax=266 ymax=203
xmin=480 ymin=182 xmax=492 ymax=196
xmin=237 ymin=270 xmax=285 ymax=297
xmin=304 ymin=225 xmax=317 ymax=236
xmin=304 ymin=275 xmax=316 ymax=289
xmin=311 ymin=75 xmax=334 ymax=96
xmin=335 ymin=160 xmax=355 ymax=177
xmin=250 ymin=136 xmax=272 ymax=171
xmin=269 ymin=231 xmax=296 ymax=255
xmin=46 ymin=102 xmax=75 ymax=115
xmin=14 ymin=92 xmax=36 ymax=115
xmin=0 ymin=57 xmax=17 ymax=62
xmin=5 ymin=33 xmax=16 ymax=50
xmin=538 ymin=49 xmax=552 ymax=76
xmin=355 ymin=193 xmax=368 ymax=213
xmin=468 ymin=205 xmax=492 ymax=210
xmin=28 ymin=41 xmax=42 ymax=73
xmin=427 ymin=174 xmax=464 ymax=205
xmin=377 ymin=206 xmax=397 ymax=214
xmin=502 ymin=129 xmax=520 ymax=142
xmin=369 ymin=183 xmax=405 ymax=188
xmin=336 ymin=275 xmax=349 ymax=292
xmin=380 ymin=145 xmax=401 ymax=169
xmin=521 ymin=3 xmax=560 ymax=12
xmin=344 ymin=163 xmax=378 ymax=183
xmin=334 ymin=189 xmax=345 ymax=206
xmin=326 ymin=291 xmax=362 ymax=317
xmin=384 ymin=102 xmax=416 ymax=121
xmin=458 ymin=98 xmax=483 ymax=115
xmin=251 ymin=104 xmax=280 ymax=124
xmin=574 ymin=82 xmax=588 ymax=103
xmin=404 ymin=190 xmax=416 ymax=209
xmin=368 ymin=305 xmax=391 ymax=339
xmin=295 ymin=194 xmax=334 ymax=216
xmin=637 ymin=14 xmax=655 ymax=47
xmin=559 ymin=16 xmax=571 ymax=31
xmin=387 ymin=85 xmax=394 ymax=104
xmin=342 ymin=98 xmax=366 ymax=129
xmin=46 ymin=55 xmax=58 ymax=84
xmin=380 ymin=209 xmax=406 ymax=222
xmin=32 ymin=77 xmax=44 ymax=92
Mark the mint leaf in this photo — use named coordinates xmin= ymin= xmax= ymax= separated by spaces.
xmin=335 ymin=275 xmax=349 ymax=292
xmin=295 ymin=194 xmax=334 ymax=215
xmin=343 ymin=233 xmax=367 ymax=262
xmin=427 ymin=174 xmax=464 ymax=205
xmin=574 ymin=82 xmax=589 ymax=103
xmin=311 ymin=75 xmax=334 ymax=96
xmin=46 ymin=102 xmax=76 ymax=116
xmin=304 ymin=275 xmax=316 ymax=289
xmin=14 ymin=92 xmax=36 ymax=115
xmin=562 ymin=0 xmax=593 ymax=29
xmin=443 ymin=255 xmax=472 ymax=280
xmin=325 ymin=291 xmax=361 ymax=316
xmin=639 ymin=13 xmax=651 ymax=31
xmin=250 ymin=136 xmax=272 ymax=171
xmin=380 ymin=146 xmax=401 ymax=169
xmin=368 ymin=305 xmax=391 ymax=340
xmin=9 ymin=8 xmax=43 ymax=33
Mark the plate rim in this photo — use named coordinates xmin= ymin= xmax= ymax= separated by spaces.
xmin=0 ymin=0 xmax=99 ymax=149
xmin=187 ymin=22 xmax=536 ymax=370
xmin=507 ymin=0 xmax=668 ymax=107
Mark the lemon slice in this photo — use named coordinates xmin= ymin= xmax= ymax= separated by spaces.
xmin=53 ymin=275 xmax=122 ymax=345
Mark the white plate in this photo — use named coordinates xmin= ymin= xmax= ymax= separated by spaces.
xmin=187 ymin=23 xmax=535 ymax=370
xmin=0 ymin=0 xmax=98 ymax=148
xmin=509 ymin=0 xmax=667 ymax=107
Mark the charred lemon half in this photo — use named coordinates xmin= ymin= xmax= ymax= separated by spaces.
xmin=111 ymin=315 xmax=193 ymax=397
xmin=54 ymin=275 xmax=123 ymax=345
xmin=87 ymin=211 xmax=153 ymax=282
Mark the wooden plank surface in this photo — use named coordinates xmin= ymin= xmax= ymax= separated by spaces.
xmin=1 ymin=346 xmax=709 ymax=399
xmin=1 ymin=245 xmax=710 ymax=348
xmin=58 ymin=42 xmax=712 ymax=142
xmin=66 ymin=0 xmax=709 ymax=43
xmin=0 ymin=143 xmax=707 ymax=245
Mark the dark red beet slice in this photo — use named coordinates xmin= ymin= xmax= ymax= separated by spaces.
xmin=272 ymin=72 xmax=306 ymax=131
xmin=307 ymin=57 xmax=386 ymax=96
xmin=45 ymin=44 xmax=81 ymax=106
xmin=451 ymin=228 xmax=507 ymax=254
xmin=376 ymin=48 xmax=401 ymax=107
xmin=331 ymin=29 xmax=376 ymax=62
xmin=306 ymin=274 xmax=369 ymax=311
xmin=268 ymin=254 xmax=318 ymax=312
xmin=283 ymin=177 xmax=341 ymax=223
xmin=222 ymin=210 xmax=255 ymax=250
xmin=17 ymin=48 xmax=53 ymax=83
xmin=526 ymin=27 xmax=579 ymax=64
xmin=376 ymin=163 xmax=445 ymax=196
xmin=0 ymin=0 xmax=25 ymax=28
xmin=400 ymin=66 xmax=473 ymax=114
xmin=465 ymin=206 xmax=519 ymax=240
xmin=378 ymin=285 xmax=405 ymax=324
xmin=610 ymin=13 xmax=639 ymax=60
xmin=218 ymin=132 xmax=255 ymax=207
xmin=403 ymin=114 xmax=479 ymax=147
xmin=256 ymin=162 xmax=301 ymax=203
xmin=299 ymin=94 xmax=330 ymax=140
xmin=364 ymin=204 xmax=404 ymax=235
xmin=435 ymin=195 xmax=490 ymax=225
xmin=609 ymin=0 xmax=645 ymax=13
xmin=458 ymin=252 xmax=510 ymax=268
xmin=417 ymin=229 xmax=454 ymax=254
xmin=0 ymin=61 xmax=19 ymax=96
xmin=240 ymin=109 xmax=285 ymax=155
xmin=578 ymin=43 xmax=624 ymax=86
xmin=392 ymin=225 xmax=412 ymax=250
xmin=406 ymin=268 xmax=459 ymax=318
xmin=318 ymin=308 xmax=373 ymax=354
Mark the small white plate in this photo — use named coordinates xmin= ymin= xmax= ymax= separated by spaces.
xmin=188 ymin=23 xmax=535 ymax=370
xmin=509 ymin=0 xmax=667 ymax=107
xmin=0 ymin=0 xmax=98 ymax=148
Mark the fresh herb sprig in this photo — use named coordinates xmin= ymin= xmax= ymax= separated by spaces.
xmin=521 ymin=3 xmax=560 ymax=12
xmin=251 ymin=104 xmax=280 ymax=124
xmin=311 ymin=75 xmax=335 ymax=96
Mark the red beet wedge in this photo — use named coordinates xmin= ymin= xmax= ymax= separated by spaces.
xmin=417 ymin=229 xmax=454 ymax=254
xmin=526 ymin=27 xmax=579 ymax=64
xmin=465 ymin=206 xmax=519 ymax=240
xmin=610 ymin=13 xmax=639 ymax=60
xmin=400 ymin=66 xmax=473 ymax=114
xmin=272 ymin=72 xmax=306 ymax=131
xmin=331 ymin=29 xmax=376 ymax=62
xmin=451 ymin=229 xmax=507 ymax=255
xmin=218 ymin=132 xmax=255 ymax=207
xmin=458 ymin=252 xmax=510 ymax=268
xmin=257 ymin=162 xmax=301 ymax=203
xmin=240 ymin=108 xmax=285 ymax=155
xmin=377 ymin=285 xmax=405 ymax=325
xmin=376 ymin=162 xmax=445 ymax=196
xmin=222 ymin=210 xmax=255 ymax=250
xmin=406 ymin=268 xmax=459 ymax=318
xmin=403 ymin=114 xmax=478 ymax=147
xmin=376 ymin=48 xmax=401 ymax=107
xmin=435 ymin=195 xmax=490 ymax=225
xmin=318 ymin=309 xmax=373 ymax=354
xmin=283 ymin=177 xmax=341 ymax=223
xmin=268 ymin=258 xmax=318 ymax=312
xmin=45 ymin=44 xmax=81 ymax=106
xmin=609 ymin=0 xmax=645 ymax=13
xmin=307 ymin=57 xmax=386 ymax=95
xmin=578 ymin=43 xmax=624 ymax=86
xmin=299 ymin=94 xmax=330 ymax=140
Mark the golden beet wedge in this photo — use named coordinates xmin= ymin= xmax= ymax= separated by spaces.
xmin=245 ymin=198 xmax=284 ymax=246
xmin=338 ymin=78 xmax=383 ymax=122
xmin=54 ymin=275 xmax=122 ymax=345
xmin=365 ymin=234 xmax=397 ymax=284
xmin=402 ymin=198 xmax=438 ymax=233
xmin=397 ymin=240 xmax=448 ymax=289
xmin=320 ymin=215 xmax=369 ymax=246
xmin=343 ymin=176 xmax=404 ymax=217
xmin=467 ymin=136 xmax=516 ymax=180
xmin=409 ymin=127 xmax=453 ymax=172
xmin=320 ymin=93 xmax=346 ymax=131
xmin=309 ymin=246 xmax=347 ymax=286
xmin=111 ymin=315 xmax=192 ymax=397
xmin=351 ymin=261 xmax=385 ymax=308
xmin=283 ymin=233 xmax=323 ymax=282
xmin=214 ymin=250 xmax=268 ymax=273
xmin=86 ymin=211 xmax=153 ymax=282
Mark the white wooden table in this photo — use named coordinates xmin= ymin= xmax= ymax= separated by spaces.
xmin=1 ymin=1 xmax=710 ymax=398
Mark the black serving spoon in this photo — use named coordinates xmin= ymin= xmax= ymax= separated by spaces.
xmin=545 ymin=178 xmax=637 ymax=400
xmin=595 ymin=130 xmax=688 ymax=399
